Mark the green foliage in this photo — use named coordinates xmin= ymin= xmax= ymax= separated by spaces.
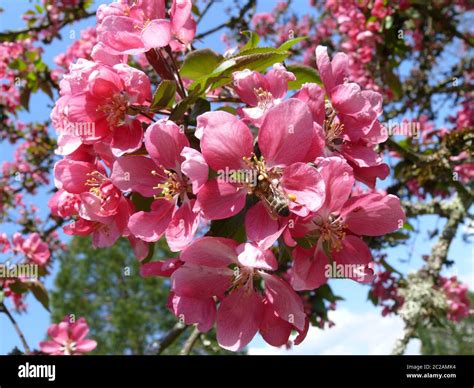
xmin=50 ymin=236 xmax=237 ymax=355
xmin=180 ymin=49 xmax=223 ymax=81
xmin=150 ymin=80 xmax=177 ymax=110
xmin=286 ymin=64 xmax=322 ymax=90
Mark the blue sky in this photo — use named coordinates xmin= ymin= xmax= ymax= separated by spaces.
xmin=0 ymin=0 xmax=472 ymax=355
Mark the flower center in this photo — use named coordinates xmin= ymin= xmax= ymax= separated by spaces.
xmin=60 ymin=340 xmax=77 ymax=355
xmin=314 ymin=213 xmax=346 ymax=252
xmin=98 ymin=92 xmax=128 ymax=127
xmin=228 ymin=266 xmax=255 ymax=295
xmin=324 ymin=102 xmax=344 ymax=148
xmin=152 ymin=169 xmax=190 ymax=201
xmin=254 ymin=87 xmax=273 ymax=110
xmin=85 ymin=171 xmax=107 ymax=191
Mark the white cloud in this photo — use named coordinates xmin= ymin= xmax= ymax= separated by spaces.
xmin=248 ymin=308 xmax=421 ymax=355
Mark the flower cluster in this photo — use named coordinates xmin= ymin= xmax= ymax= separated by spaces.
xmin=439 ymin=276 xmax=471 ymax=323
xmin=49 ymin=0 xmax=405 ymax=351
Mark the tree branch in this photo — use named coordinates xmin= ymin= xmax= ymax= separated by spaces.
xmin=194 ymin=0 xmax=256 ymax=40
xmin=392 ymin=193 xmax=472 ymax=354
xmin=0 ymin=10 xmax=95 ymax=42
xmin=179 ymin=326 xmax=200 ymax=355
xmin=1 ymin=302 xmax=31 ymax=354
xmin=154 ymin=322 xmax=187 ymax=355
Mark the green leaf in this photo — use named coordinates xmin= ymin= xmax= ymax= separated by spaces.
xmin=169 ymin=84 xmax=204 ymax=121
xmin=189 ymin=98 xmax=211 ymax=124
xmin=278 ymin=36 xmax=307 ymax=51
xmin=217 ymin=106 xmax=237 ymax=115
xmin=141 ymin=241 xmax=155 ymax=264
xmin=8 ymin=280 xmax=29 ymax=294
xmin=150 ymin=80 xmax=176 ymax=110
xmin=384 ymin=69 xmax=402 ymax=100
xmin=317 ymin=284 xmax=343 ymax=303
xmin=20 ymin=87 xmax=31 ymax=111
xmin=191 ymin=4 xmax=200 ymax=16
xmin=209 ymin=208 xmax=246 ymax=242
xmin=30 ymin=281 xmax=50 ymax=311
xmin=131 ymin=192 xmax=154 ymax=212
xmin=180 ymin=49 xmax=223 ymax=81
xmin=287 ymin=64 xmax=322 ymax=90
xmin=39 ymin=81 xmax=54 ymax=100
xmin=241 ymin=30 xmax=260 ymax=50
xmin=189 ymin=48 xmax=291 ymax=93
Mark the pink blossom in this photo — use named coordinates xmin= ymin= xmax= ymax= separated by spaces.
xmin=96 ymin=0 xmax=196 ymax=55
xmin=111 ymin=120 xmax=208 ymax=252
xmin=39 ymin=317 xmax=97 ymax=355
xmin=147 ymin=237 xmax=307 ymax=351
xmin=0 ymin=233 xmax=10 ymax=253
xmin=53 ymin=59 xmax=151 ymax=157
xmin=294 ymin=46 xmax=389 ymax=187
xmin=196 ymin=99 xmax=325 ymax=229
xmin=12 ymin=233 xmax=50 ymax=266
xmin=440 ymin=276 xmax=471 ymax=322
xmin=232 ymin=63 xmax=295 ymax=125
xmin=53 ymin=159 xmax=132 ymax=248
xmin=287 ymin=157 xmax=405 ymax=290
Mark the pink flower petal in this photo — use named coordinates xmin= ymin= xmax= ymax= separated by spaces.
xmin=260 ymin=272 xmax=306 ymax=331
xmin=54 ymin=159 xmax=95 ymax=194
xmin=236 ymin=242 xmax=278 ymax=271
xmin=75 ymin=339 xmax=97 ymax=353
xmin=331 ymin=83 xmax=366 ymax=115
xmin=110 ymin=120 xmax=143 ymax=157
xmin=315 ymin=45 xmax=335 ymax=92
xmin=140 ymin=258 xmax=183 ymax=278
xmin=98 ymin=16 xmax=146 ymax=55
xmin=145 ymin=119 xmax=189 ymax=170
xmin=165 ymin=199 xmax=200 ymax=252
xmin=293 ymin=82 xmax=325 ymax=124
xmin=317 ymin=156 xmax=354 ymax=212
xmin=281 ymin=162 xmax=325 ymax=213
xmin=180 ymin=147 xmax=208 ymax=194
xmin=198 ymin=111 xmax=254 ymax=170
xmin=291 ymin=246 xmax=328 ymax=291
xmin=169 ymin=293 xmax=216 ymax=332
xmin=171 ymin=263 xmax=233 ymax=299
xmin=180 ymin=236 xmax=238 ymax=267
xmin=39 ymin=341 xmax=62 ymax=354
xmin=341 ymin=193 xmax=405 ymax=236
xmin=197 ymin=180 xmax=247 ymax=220
xmin=128 ymin=199 xmax=175 ymax=242
xmin=245 ymin=202 xmax=284 ymax=250
xmin=71 ymin=322 xmax=89 ymax=342
xmin=232 ymin=69 xmax=267 ymax=106
xmin=259 ymin=300 xmax=292 ymax=347
xmin=332 ymin=236 xmax=373 ymax=283
xmin=141 ymin=19 xmax=172 ymax=49
xmin=216 ymin=287 xmax=264 ymax=351
xmin=259 ymin=99 xmax=314 ymax=167
xmin=111 ymin=156 xmax=164 ymax=198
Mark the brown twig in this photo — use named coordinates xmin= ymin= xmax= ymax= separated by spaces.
xmin=154 ymin=322 xmax=187 ymax=355
xmin=1 ymin=302 xmax=31 ymax=354
xmin=179 ymin=326 xmax=200 ymax=355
